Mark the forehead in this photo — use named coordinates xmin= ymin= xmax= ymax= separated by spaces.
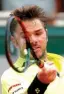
xmin=22 ymin=19 xmax=44 ymax=32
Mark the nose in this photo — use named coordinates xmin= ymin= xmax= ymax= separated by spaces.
xmin=30 ymin=35 xmax=37 ymax=44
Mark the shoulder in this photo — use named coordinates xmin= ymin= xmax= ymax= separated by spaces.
xmin=1 ymin=66 xmax=19 ymax=84
xmin=47 ymin=52 xmax=64 ymax=75
xmin=47 ymin=52 xmax=64 ymax=64
xmin=1 ymin=68 xmax=14 ymax=82
xmin=1 ymin=56 xmax=25 ymax=82
xmin=47 ymin=52 xmax=64 ymax=60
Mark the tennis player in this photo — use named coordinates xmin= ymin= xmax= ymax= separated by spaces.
xmin=1 ymin=5 xmax=64 ymax=94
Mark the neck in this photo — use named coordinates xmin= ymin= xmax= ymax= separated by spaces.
xmin=30 ymin=50 xmax=47 ymax=62
xmin=40 ymin=50 xmax=47 ymax=61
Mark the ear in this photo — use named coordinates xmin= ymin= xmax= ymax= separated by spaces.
xmin=46 ymin=29 xmax=48 ymax=42
xmin=11 ymin=36 xmax=18 ymax=48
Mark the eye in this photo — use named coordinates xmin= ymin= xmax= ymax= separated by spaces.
xmin=35 ymin=30 xmax=43 ymax=36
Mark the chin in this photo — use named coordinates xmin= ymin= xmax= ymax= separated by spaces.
xmin=36 ymin=52 xmax=43 ymax=59
xmin=31 ymin=50 xmax=43 ymax=59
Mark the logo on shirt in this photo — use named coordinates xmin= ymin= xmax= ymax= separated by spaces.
xmin=8 ymin=83 xmax=22 ymax=92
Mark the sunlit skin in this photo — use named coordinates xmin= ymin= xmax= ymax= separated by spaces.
xmin=22 ymin=19 xmax=47 ymax=59
xmin=11 ymin=18 xmax=57 ymax=84
xmin=11 ymin=19 xmax=47 ymax=58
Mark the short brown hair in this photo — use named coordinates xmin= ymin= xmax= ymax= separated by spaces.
xmin=11 ymin=5 xmax=47 ymax=24
xmin=10 ymin=5 xmax=47 ymax=35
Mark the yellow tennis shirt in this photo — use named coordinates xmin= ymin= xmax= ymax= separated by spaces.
xmin=1 ymin=53 xmax=64 ymax=94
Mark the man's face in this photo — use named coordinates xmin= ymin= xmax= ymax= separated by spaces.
xmin=12 ymin=19 xmax=47 ymax=58
xmin=22 ymin=19 xmax=48 ymax=58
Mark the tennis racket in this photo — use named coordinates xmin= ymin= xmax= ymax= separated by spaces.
xmin=5 ymin=16 xmax=41 ymax=73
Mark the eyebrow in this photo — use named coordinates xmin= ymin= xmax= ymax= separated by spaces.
xmin=34 ymin=29 xmax=44 ymax=33
xmin=26 ymin=28 xmax=43 ymax=33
